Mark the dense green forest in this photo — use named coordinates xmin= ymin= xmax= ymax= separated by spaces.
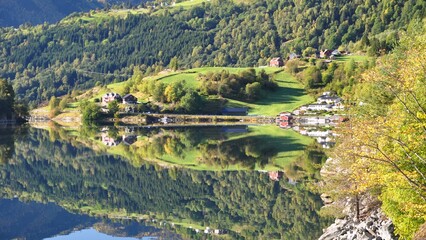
xmin=0 ymin=78 xmax=28 ymax=119
xmin=0 ymin=0 xmax=425 ymax=105
xmin=0 ymin=127 xmax=331 ymax=239
xmin=0 ymin=0 xmax=151 ymax=27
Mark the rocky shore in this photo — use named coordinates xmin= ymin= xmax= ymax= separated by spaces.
xmin=319 ymin=157 xmax=397 ymax=240
xmin=319 ymin=208 xmax=395 ymax=240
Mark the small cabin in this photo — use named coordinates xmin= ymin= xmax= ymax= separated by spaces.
xmin=320 ymin=49 xmax=332 ymax=59
xmin=122 ymin=135 xmax=138 ymax=145
xmin=269 ymin=57 xmax=284 ymax=67
xmin=122 ymin=94 xmax=138 ymax=104
xmin=288 ymin=53 xmax=301 ymax=60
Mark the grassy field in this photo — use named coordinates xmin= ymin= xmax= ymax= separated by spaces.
xmin=61 ymin=0 xmax=209 ymax=24
xmin=62 ymin=66 xmax=313 ymax=117
xmin=148 ymin=67 xmax=314 ymax=116
xmin=61 ymin=8 xmax=149 ymax=24
xmin=334 ymin=54 xmax=373 ymax=63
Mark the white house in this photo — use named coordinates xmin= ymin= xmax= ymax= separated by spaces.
xmin=102 ymin=92 xmax=122 ymax=105
xmin=317 ymin=95 xmax=342 ymax=104
xmin=305 ymin=104 xmax=333 ymax=111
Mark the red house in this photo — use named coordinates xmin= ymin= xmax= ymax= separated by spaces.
xmin=270 ymin=57 xmax=284 ymax=67
xmin=276 ymin=112 xmax=293 ymax=128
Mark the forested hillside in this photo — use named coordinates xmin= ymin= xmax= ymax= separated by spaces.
xmin=0 ymin=0 xmax=150 ymax=27
xmin=0 ymin=0 xmax=425 ymax=105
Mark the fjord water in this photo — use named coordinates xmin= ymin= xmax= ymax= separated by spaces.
xmin=0 ymin=125 xmax=331 ymax=239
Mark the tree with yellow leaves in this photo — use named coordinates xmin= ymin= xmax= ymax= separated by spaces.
xmin=326 ymin=23 xmax=426 ymax=239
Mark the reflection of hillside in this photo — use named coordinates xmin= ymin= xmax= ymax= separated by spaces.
xmin=0 ymin=199 xmax=176 ymax=240
xmin=85 ymin=125 xmax=312 ymax=171
xmin=0 ymin=127 xmax=332 ymax=239
xmin=0 ymin=198 xmax=94 ymax=240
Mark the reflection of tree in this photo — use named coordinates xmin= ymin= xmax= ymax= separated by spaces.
xmin=284 ymin=143 xmax=327 ymax=181
xmin=0 ymin=145 xmax=13 ymax=164
xmin=127 ymin=127 xmax=227 ymax=165
xmin=0 ymin=127 xmax=331 ymax=239
xmin=0 ymin=127 xmax=21 ymax=164
xmin=198 ymin=138 xmax=278 ymax=169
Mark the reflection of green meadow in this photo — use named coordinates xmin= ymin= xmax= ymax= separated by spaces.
xmin=107 ymin=125 xmax=314 ymax=171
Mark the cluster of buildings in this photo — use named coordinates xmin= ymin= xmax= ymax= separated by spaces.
xmin=102 ymin=92 xmax=138 ymax=105
xmin=269 ymin=49 xmax=347 ymax=67
xmin=298 ymin=92 xmax=344 ymax=113
xmin=275 ymin=92 xmax=347 ymax=148
xmin=101 ymin=92 xmax=139 ymax=113
xmin=296 ymin=127 xmax=338 ymax=149
xmin=100 ymin=127 xmax=138 ymax=147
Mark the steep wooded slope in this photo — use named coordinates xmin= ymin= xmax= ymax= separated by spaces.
xmin=0 ymin=0 xmax=424 ymax=105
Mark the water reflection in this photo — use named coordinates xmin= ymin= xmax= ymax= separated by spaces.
xmin=0 ymin=199 xmax=175 ymax=240
xmin=0 ymin=126 xmax=332 ymax=239
xmin=88 ymin=124 xmax=310 ymax=170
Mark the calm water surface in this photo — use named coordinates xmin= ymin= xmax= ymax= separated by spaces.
xmin=0 ymin=125 xmax=331 ymax=239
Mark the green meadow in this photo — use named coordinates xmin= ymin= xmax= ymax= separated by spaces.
xmin=146 ymin=67 xmax=314 ymax=116
xmin=68 ymin=66 xmax=313 ymax=117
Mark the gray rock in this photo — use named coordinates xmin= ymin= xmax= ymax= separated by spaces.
xmin=318 ymin=209 xmax=397 ymax=240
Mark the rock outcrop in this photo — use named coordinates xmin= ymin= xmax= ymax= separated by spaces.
xmin=319 ymin=157 xmax=397 ymax=240
xmin=319 ymin=209 xmax=395 ymax=240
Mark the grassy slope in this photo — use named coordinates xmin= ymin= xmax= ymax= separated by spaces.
xmin=60 ymin=0 xmax=209 ymax=24
xmin=334 ymin=54 xmax=373 ymax=63
xmin=49 ymin=66 xmax=313 ymax=118
xmin=145 ymin=67 xmax=314 ymax=116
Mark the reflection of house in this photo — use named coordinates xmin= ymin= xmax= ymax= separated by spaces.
xmin=298 ymin=116 xmax=330 ymax=125
xmin=159 ymin=116 xmax=172 ymax=124
xmin=279 ymin=121 xmax=291 ymax=128
xmin=125 ymin=105 xmax=136 ymax=113
xmin=299 ymin=129 xmax=334 ymax=137
xmin=102 ymin=92 xmax=122 ymax=105
xmin=122 ymin=94 xmax=138 ymax=104
xmin=316 ymin=137 xmax=335 ymax=148
xmin=277 ymin=112 xmax=293 ymax=122
xmin=125 ymin=127 xmax=135 ymax=133
xmin=269 ymin=171 xmax=283 ymax=181
xmin=222 ymin=126 xmax=248 ymax=133
xmin=221 ymin=107 xmax=248 ymax=116
xmin=122 ymin=135 xmax=137 ymax=145
xmin=276 ymin=112 xmax=293 ymax=128
xmin=270 ymin=57 xmax=284 ymax=67
xmin=101 ymin=133 xmax=122 ymax=147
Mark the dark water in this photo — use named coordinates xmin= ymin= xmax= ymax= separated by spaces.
xmin=0 ymin=125 xmax=331 ymax=239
